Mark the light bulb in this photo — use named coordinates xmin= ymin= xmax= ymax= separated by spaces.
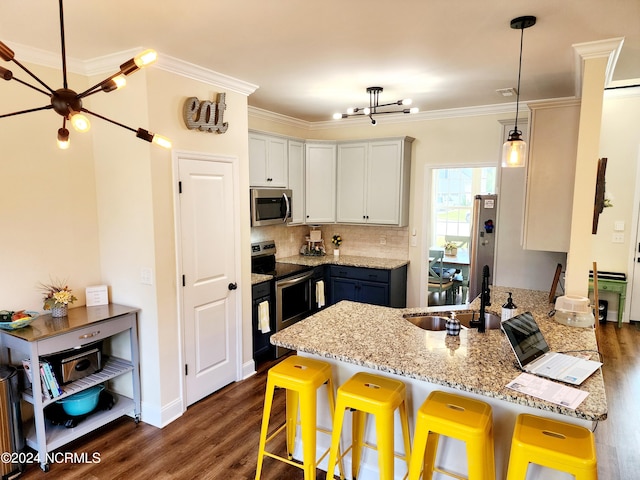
xmin=502 ymin=139 xmax=526 ymax=167
xmin=333 ymin=113 xmax=342 ymax=120
xmin=70 ymin=112 xmax=90 ymax=132
xmin=134 ymin=49 xmax=158 ymax=68
xmin=346 ymin=108 xmax=355 ymax=115
xmin=57 ymin=127 xmax=70 ymax=149
xmin=152 ymin=134 xmax=172 ymax=149
xmin=363 ymin=107 xmax=370 ymax=115
xmin=112 ymin=74 xmax=126 ymax=89
xmin=402 ymin=99 xmax=412 ymax=105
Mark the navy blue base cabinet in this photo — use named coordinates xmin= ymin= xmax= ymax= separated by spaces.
xmin=329 ymin=264 xmax=407 ymax=307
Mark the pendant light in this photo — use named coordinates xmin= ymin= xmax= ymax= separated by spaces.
xmin=502 ymin=15 xmax=536 ymax=168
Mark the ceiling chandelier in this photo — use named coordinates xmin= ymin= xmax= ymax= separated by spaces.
xmin=0 ymin=0 xmax=171 ymax=150
xmin=502 ymin=15 xmax=536 ymax=168
xmin=333 ymin=86 xmax=418 ymax=125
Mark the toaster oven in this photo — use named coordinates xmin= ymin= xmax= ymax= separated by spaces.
xmin=43 ymin=341 xmax=103 ymax=385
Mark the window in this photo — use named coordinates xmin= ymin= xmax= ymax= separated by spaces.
xmin=432 ymin=167 xmax=496 ymax=247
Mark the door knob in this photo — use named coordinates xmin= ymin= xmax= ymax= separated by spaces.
xmin=228 ymin=282 xmax=238 ymax=290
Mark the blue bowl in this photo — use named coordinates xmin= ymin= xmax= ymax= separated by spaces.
xmin=57 ymin=385 xmax=104 ymax=416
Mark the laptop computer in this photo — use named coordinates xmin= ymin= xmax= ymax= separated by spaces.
xmin=501 ymin=311 xmax=602 ymax=385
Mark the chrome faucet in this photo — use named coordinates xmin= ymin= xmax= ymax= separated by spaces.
xmin=472 ymin=265 xmax=491 ymax=333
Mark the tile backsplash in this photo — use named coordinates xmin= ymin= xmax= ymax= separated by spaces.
xmin=251 ymin=224 xmax=409 ymax=260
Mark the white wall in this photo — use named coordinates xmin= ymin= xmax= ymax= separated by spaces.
xmin=594 ymin=88 xmax=640 ymax=317
xmin=0 ymin=63 xmax=101 ymax=312
xmin=0 ymin=58 xmax=253 ymax=428
xmin=90 ymin=66 xmax=253 ymax=426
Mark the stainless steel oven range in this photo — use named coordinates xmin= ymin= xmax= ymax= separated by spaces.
xmin=251 ymin=240 xmax=324 ymax=358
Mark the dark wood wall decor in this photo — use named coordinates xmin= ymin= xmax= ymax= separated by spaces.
xmin=592 ymin=157 xmax=607 ymax=234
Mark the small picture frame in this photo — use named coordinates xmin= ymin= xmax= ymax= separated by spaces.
xmin=85 ymin=285 xmax=109 ymax=307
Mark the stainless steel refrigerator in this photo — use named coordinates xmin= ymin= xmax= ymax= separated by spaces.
xmin=468 ymin=194 xmax=498 ymax=302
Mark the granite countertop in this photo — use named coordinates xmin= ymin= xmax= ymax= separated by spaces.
xmin=271 ymin=286 xmax=607 ymax=422
xmin=251 ymin=273 xmax=273 ymax=285
xmin=278 ymin=254 xmax=409 ymax=270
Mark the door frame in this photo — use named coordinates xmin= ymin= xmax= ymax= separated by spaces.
xmin=172 ymin=149 xmax=243 ymax=411
xmin=625 ymin=148 xmax=640 ymax=321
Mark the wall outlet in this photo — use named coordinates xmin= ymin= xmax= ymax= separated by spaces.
xmin=612 ymin=233 xmax=624 ymax=244
xmin=379 ymin=236 xmax=387 ymax=245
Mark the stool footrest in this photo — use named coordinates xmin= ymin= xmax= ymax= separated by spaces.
xmin=433 ymin=466 xmax=467 ymax=480
xmin=262 ymin=451 xmax=304 ymax=469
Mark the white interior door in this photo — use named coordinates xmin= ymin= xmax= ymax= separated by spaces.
xmin=176 ymin=152 xmax=239 ymax=406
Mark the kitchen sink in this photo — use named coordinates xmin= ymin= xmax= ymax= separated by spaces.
xmin=455 ymin=312 xmax=502 ymax=330
xmin=404 ymin=315 xmax=449 ymax=331
xmin=403 ymin=311 xmax=502 ymax=331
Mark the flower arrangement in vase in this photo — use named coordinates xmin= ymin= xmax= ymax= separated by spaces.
xmin=331 ymin=234 xmax=342 ymax=256
xmin=443 ymin=241 xmax=459 ymax=256
xmin=40 ymin=279 xmax=77 ymax=317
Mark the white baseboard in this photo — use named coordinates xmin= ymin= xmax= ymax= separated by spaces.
xmin=140 ymin=396 xmax=184 ymax=428
xmin=242 ymin=359 xmax=257 ymax=379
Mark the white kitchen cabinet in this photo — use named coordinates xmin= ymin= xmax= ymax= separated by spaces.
xmin=249 ymin=132 xmax=288 ymax=187
xmin=336 ymin=137 xmax=413 ymax=226
xmin=288 ymin=140 xmax=305 ymax=224
xmin=305 ymin=142 xmax=336 ymax=224
xmin=0 ymin=304 xmax=140 ymax=472
xmin=522 ymin=100 xmax=581 ymax=252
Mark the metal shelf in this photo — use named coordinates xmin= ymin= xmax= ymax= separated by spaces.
xmin=23 ymin=392 xmax=135 ymax=452
xmin=22 ymin=356 xmax=134 ymax=407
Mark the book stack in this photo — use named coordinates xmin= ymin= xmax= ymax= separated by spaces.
xmin=22 ymin=359 xmax=64 ymax=400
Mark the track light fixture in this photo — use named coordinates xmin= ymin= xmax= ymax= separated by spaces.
xmin=0 ymin=0 xmax=171 ymax=150
xmin=333 ymin=86 xmax=418 ymax=125
xmin=502 ymin=15 xmax=536 ymax=168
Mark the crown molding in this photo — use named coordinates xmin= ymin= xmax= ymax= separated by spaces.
xmin=248 ymin=106 xmax=311 ymax=129
xmin=307 ymin=102 xmax=519 ymax=130
xmin=249 ymin=102 xmax=533 ymax=131
xmin=604 ymin=82 xmax=640 ymax=99
xmin=4 ymin=42 xmax=87 ymax=73
xmin=155 ymin=54 xmax=258 ymax=96
xmin=6 ymin=43 xmax=258 ymax=96
xmin=572 ymin=37 xmax=624 ymax=96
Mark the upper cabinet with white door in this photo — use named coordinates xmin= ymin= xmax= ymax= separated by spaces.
xmin=337 ymin=137 xmax=414 ymax=226
xmin=249 ymin=132 xmax=288 ymax=187
xmin=522 ymin=100 xmax=581 ymax=252
xmin=288 ymin=139 xmax=305 ymax=224
xmin=305 ymin=141 xmax=337 ymax=224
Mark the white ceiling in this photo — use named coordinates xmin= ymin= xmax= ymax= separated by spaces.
xmin=1 ymin=0 xmax=639 ymax=123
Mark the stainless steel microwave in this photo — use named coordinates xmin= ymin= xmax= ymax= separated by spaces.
xmin=250 ymin=188 xmax=292 ymax=226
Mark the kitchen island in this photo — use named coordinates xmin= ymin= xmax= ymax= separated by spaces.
xmin=270 ymin=286 xmax=606 ymax=480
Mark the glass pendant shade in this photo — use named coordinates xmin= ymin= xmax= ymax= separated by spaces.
xmin=502 ymin=133 xmax=527 ymax=168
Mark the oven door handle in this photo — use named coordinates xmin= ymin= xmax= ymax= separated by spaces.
xmin=276 ymin=270 xmax=314 ymax=288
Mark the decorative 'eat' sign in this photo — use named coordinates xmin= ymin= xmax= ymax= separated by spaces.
xmin=183 ymin=93 xmax=228 ymax=133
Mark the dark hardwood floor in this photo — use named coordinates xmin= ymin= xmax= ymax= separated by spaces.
xmin=17 ymin=321 xmax=639 ymax=479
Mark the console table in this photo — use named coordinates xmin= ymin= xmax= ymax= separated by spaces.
xmin=588 ymin=277 xmax=626 ymax=327
xmin=0 ymin=304 xmax=141 ymax=472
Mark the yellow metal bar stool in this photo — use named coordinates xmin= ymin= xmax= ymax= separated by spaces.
xmin=326 ymin=372 xmax=412 ymax=480
xmin=506 ymin=414 xmax=597 ymax=480
xmin=408 ymin=390 xmax=495 ymax=480
xmin=255 ymin=355 xmax=344 ymax=480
